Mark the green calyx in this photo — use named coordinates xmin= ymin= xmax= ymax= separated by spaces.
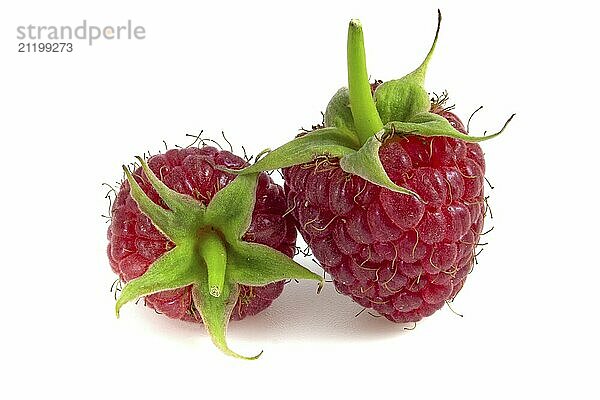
xmin=116 ymin=156 xmax=322 ymax=360
xmin=230 ymin=10 xmax=513 ymax=196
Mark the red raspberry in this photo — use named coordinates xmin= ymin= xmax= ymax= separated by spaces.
xmin=107 ymin=146 xmax=296 ymax=322
xmin=217 ymin=13 xmax=511 ymax=331
xmin=283 ymin=111 xmax=486 ymax=323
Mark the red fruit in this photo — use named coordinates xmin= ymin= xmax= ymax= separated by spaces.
xmin=107 ymin=146 xmax=322 ymax=359
xmin=108 ymin=147 xmax=295 ymax=321
xmin=226 ymin=12 xmax=512 ymax=325
xmin=283 ymin=110 xmax=485 ymax=323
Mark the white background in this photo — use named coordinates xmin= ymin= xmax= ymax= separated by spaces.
xmin=1 ymin=0 xmax=598 ymax=398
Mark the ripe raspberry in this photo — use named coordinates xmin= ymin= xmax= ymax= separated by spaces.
xmin=230 ymin=12 xmax=512 ymax=325
xmin=108 ymin=147 xmax=295 ymax=321
xmin=107 ymin=146 xmax=321 ymax=359
xmin=283 ymin=110 xmax=485 ymax=323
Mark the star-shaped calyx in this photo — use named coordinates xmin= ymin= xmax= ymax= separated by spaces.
xmin=227 ymin=11 xmax=514 ymax=194
xmin=115 ymin=156 xmax=322 ymax=359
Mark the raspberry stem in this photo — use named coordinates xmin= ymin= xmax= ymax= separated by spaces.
xmin=347 ymin=19 xmax=383 ymax=144
xmin=198 ymin=229 xmax=227 ymax=298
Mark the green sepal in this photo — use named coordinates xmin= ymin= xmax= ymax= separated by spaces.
xmin=386 ymin=112 xmax=515 ymax=142
xmin=192 ymin=281 xmax=262 ymax=360
xmin=204 ymin=173 xmax=258 ymax=243
xmin=135 ymin=156 xmax=206 ymax=216
xmin=228 ymin=241 xmax=323 ymax=290
xmin=373 ymin=10 xmax=441 ymax=124
xmin=374 ymin=80 xmax=430 ymax=125
xmin=339 ymin=135 xmax=419 ymax=198
xmin=115 ymin=244 xmax=200 ymax=317
xmin=230 ymin=127 xmax=359 ymax=175
xmin=122 ymin=165 xmax=185 ymax=242
xmin=123 ymin=158 xmax=205 ymax=243
xmin=324 ymin=87 xmax=356 ymax=134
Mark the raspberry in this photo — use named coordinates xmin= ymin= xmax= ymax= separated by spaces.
xmin=227 ymin=12 xmax=512 ymax=326
xmin=108 ymin=147 xmax=295 ymax=321
xmin=283 ymin=111 xmax=485 ymax=323
xmin=107 ymin=146 xmax=321 ymax=359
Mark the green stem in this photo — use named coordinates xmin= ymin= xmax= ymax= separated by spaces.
xmin=198 ymin=229 xmax=227 ymax=297
xmin=347 ymin=19 xmax=383 ymax=145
